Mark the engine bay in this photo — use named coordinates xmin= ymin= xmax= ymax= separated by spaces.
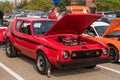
xmin=57 ymin=35 xmax=86 ymax=46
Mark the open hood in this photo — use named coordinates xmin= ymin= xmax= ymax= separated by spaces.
xmin=45 ymin=14 xmax=102 ymax=36
xmin=103 ymin=18 xmax=120 ymax=36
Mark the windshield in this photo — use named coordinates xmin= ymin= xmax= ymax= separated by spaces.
xmin=33 ymin=21 xmax=56 ymax=35
xmin=104 ymin=32 xmax=120 ymax=37
xmin=95 ymin=26 xmax=108 ymax=36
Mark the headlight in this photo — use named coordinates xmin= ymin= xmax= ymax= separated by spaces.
xmin=62 ymin=51 xmax=69 ymax=60
xmin=103 ymin=48 xmax=108 ymax=55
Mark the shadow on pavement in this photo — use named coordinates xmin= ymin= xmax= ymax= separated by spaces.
xmin=18 ymin=54 xmax=101 ymax=77
xmin=51 ymin=67 xmax=101 ymax=77
xmin=0 ymin=43 xmax=5 ymax=48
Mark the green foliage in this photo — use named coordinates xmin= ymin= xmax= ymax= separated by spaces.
xmin=97 ymin=0 xmax=120 ymax=11
xmin=58 ymin=0 xmax=71 ymax=8
xmin=0 ymin=1 xmax=12 ymax=13
xmin=77 ymin=0 xmax=86 ymax=6
xmin=17 ymin=0 xmax=53 ymax=11
xmin=16 ymin=0 xmax=28 ymax=9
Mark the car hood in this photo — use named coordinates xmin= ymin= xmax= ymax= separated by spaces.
xmin=45 ymin=14 xmax=102 ymax=36
xmin=103 ymin=18 xmax=120 ymax=36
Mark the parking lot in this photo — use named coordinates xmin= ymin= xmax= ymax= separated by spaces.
xmin=0 ymin=45 xmax=120 ymax=80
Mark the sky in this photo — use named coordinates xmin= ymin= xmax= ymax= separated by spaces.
xmin=0 ymin=0 xmax=21 ymax=2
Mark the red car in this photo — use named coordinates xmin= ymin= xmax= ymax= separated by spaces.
xmin=0 ymin=22 xmax=8 ymax=43
xmin=5 ymin=14 xmax=111 ymax=75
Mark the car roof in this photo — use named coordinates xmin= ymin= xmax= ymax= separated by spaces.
xmin=15 ymin=17 xmax=57 ymax=22
xmin=91 ymin=22 xmax=109 ymax=27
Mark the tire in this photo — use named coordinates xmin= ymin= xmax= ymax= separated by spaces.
xmin=85 ymin=65 xmax=96 ymax=69
xmin=5 ymin=39 xmax=17 ymax=57
xmin=109 ymin=45 xmax=119 ymax=63
xmin=36 ymin=51 xmax=51 ymax=75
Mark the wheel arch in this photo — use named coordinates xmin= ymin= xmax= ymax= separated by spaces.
xmin=107 ymin=44 xmax=119 ymax=52
xmin=5 ymin=36 xmax=15 ymax=45
xmin=36 ymin=48 xmax=48 ymax=57
xmin=107 ymin=43 xmax=120 ymax=63
xmin=36 ymin=49 xmax=52 ymax=66
xmin=5 ymin=36 xmax=9 ymax=42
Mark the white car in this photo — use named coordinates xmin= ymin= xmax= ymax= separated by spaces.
xmin=84 ymin=22 xmax=109 ymax=37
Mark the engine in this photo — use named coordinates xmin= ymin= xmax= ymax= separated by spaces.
xmin=58 ymin=36 xmax=79 ymax=46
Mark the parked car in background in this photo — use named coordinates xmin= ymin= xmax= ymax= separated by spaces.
xmin=84 ymin=22 xmax=109 ymax=37
xmin=0 ymin=20 xmax=8 ymax=43
xmin=4 ymin=14 xmax=111 ymax=76
xmin=115 ymin=11 xmax=120 ymax=17
xmin=65 ymin=6 xmax=91 ymax=14
xmin=84 ymin=18 xmax=120 ymax=63
xmin=96 ymin=11 xmax=116 ymax=23
xmin=27 ymin=10 xmax=48 ymax=18
xmin=5 ymin=12 xmax=28 ymax=22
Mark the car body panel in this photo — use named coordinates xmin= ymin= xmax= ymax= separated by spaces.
xmin=103 ymin=18 xmax=120 ymax=36
xmin=86 ymin=36 xmax=120 ymax=53
xmin=84 ymin=18 xmax=120 ymax=55
xmin=0 ymin=25 xmax=7 ymax=42
xmin=90 ymin=22 xmax=109 ymax=37
xmin=5 ymin=14 xmax=111 ymax=69
xmin=46 ymin=14 xmax=102 ymax=35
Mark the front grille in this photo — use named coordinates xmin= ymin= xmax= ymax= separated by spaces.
xmin=71 ymin=49 xmax=102 ymax=59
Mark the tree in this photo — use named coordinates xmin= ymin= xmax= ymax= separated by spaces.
xmin=77 ymin=0 xmax=86 ymax=6
xmin=58 ymin=0 xmax=71 ymax=10
xmin=22 ymin=0 xmax=53 ymax=11
xmin=0 ymin=1 xmax=12 ymax=13
xmin=16 ymin=0 xmax=28 ymax=9
xmin=96 ymin=0 xmax=120 ymax=11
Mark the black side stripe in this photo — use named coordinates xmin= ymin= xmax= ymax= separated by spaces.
xmin=11 ymin=32 xmax=57 ymax=51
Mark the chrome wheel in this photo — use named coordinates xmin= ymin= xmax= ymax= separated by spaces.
xmin=6 ymin=41 xmax=11 ymax=55
xmin=36 ymin=52 xmax=51 ymax=75
xmin=37 ymin=55 xmax=45 ymax=71
xmin=5 ymin=39 xmax=17 ymax=57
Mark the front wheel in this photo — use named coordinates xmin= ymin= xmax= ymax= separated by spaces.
xmin=5 ymin=39 xmax=17 ymax=57
xmin=36 ymin=51 xmax=51 ymax=75
xmin=109 ymin=45 xmax=119 ymax=63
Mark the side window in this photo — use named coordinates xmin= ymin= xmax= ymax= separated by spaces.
xmin=19 ymin=22 xmax=31 ymax=35
xmin=16 ymin=20 xmax=22 ymax=31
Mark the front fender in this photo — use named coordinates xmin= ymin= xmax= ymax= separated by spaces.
xmin=36 ymin=45 xmax=60 ymax=66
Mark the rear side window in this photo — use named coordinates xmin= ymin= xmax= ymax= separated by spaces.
xmin=16 ymin=20 xmax=22 ymax=31
xmin=19 ymin=22 xmax=31 ymax=35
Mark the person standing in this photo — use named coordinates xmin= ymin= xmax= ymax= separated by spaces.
xmin=0 ymin=10 xmax=4 ymax=25
xmin=48 ymin=7 xmax=60 ymax=20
